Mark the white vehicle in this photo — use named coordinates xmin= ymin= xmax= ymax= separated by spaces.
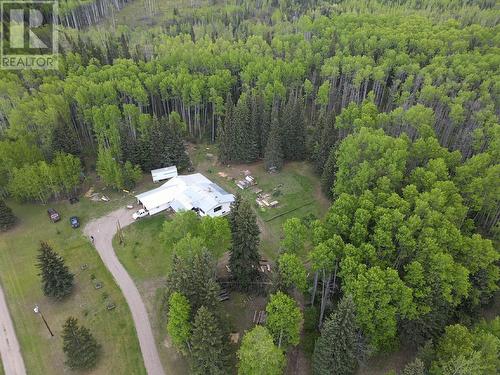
xmin=132 ymin=209 xmax=148 ymax=220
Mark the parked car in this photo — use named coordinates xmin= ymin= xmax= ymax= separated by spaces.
xmin=47 ymin=208 xmax=60 ymax=222
xmin=70 ymin=216 xmax=80 ymax=228
xmin=69 ymin=197 xmax=79 ymax=204
xmin=132 ymin=209 xmax=148 ymax=220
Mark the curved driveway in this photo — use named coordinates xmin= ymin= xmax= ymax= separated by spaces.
xmin=84 ymin=208 xmax=165 ymax=375
xmin=0 ymin=284 xmax=26 ymax=375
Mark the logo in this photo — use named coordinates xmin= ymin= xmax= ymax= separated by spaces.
xmin=1 ymin=1 xmax=58 ymax=69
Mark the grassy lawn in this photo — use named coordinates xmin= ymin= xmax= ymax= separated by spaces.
xmin=190 ymin=144 xmax=330 ymax=259
xmin=113 ymin=215 xmax=169 ymax=282
xmin=113 ymin=215 xmax=190 ymax=375
xmin=0 ymin=184 xmax=151 ymax=374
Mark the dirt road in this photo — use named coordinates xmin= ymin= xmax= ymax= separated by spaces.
xmin=84 ymin=208 xmax=165 ymax=375
xmin=0 ymin=284 xmax=26 ymax=375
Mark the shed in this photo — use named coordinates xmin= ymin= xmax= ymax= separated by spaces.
xmin=151 ymin=166 xmax=178 ymax=183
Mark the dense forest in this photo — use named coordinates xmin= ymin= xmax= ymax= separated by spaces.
xmin=0 ymin=0 xmax=498 ymax=373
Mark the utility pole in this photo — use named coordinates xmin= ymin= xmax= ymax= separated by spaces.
xmin=34 ymin=304 xmax=54 ymax=337
xmin=117 ymin=220 xmax=124 ymax=244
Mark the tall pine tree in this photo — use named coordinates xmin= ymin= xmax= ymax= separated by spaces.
xmin=190 ymin=306 xmax=229 ymax=375
xmin=281 ymin=95 xmax=306 ymax=161
xmin=62 ymin=317 xmax=101 ymax=370
xmin=36 ymin=242 xmax=74 ymax=299
xmin=237 ymin=93 xmax=259 ymax=162
xmin=146 ymin=114 xmax=190 ymax=171
xmin=0 ymin=200 xmax=16 ymax=231
xmin=166 ymin=250 xmax=220 ymax=313
xmin=51 ymin=118 xmax=81 ymax=157
xmin=312 ymin=295 xmax=367 ymax=375
xmin=218 ymin=94 xmax=234 ymax=164
xmin=264 ymin=106 xmax=284 ymax=172
xmin=229 ymin=194 xmax=260 ymax=289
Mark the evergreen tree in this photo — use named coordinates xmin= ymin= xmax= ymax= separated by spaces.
xmin=311 ymin=111 xmax=337 ymax=174
xmin=281 ymin=95 xmax=306 ymax=161
xmin=147 ymin=114 xmax=190 ymax=171
xmin=249 ymin=93 xmax=265 ymax=157
xmin=190 ymin=306 xmax=229 ymax=375
xmin=166 ymin=249 xmax=220 ymax=312
xmin=312 ymin=295 xmax=366 ymax=375
xmin=62 ymin=317 xmax=101 ymax=370
xmin=320 ymin=148 xmax=336 ymax=197
xmin=218 ymin=94 xmax=234 ymax=164
xmin=236 ymin=93 xmax=259 ymax=162
xmin=264 ymin=109 xmax=284 ymax=172
xmin=229 ymin=194 xmax=260 ymax=289
xmin=36 ymin=242 xmax=74 ymax=299
xmin=259 ymin=98 xmax=271 ymax=158
xmin=0 ymin=200 xmax=16 ymax=231
xmin=51 ymin=118 xmax=81 ymax=157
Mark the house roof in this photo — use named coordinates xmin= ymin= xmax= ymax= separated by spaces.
xmin=136 ymin=173 xmax=234 ymax=214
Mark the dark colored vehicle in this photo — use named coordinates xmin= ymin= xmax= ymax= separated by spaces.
xmin=69 ymin=197 xmax=79 ymax=204
xmin=47 ymin=208 xmax=60 ymax=223
xmin=70 ymin=216 xmax=80 ymax=228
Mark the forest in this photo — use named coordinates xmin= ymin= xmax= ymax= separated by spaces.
xmin=0 ymin=0 xmax=498 ymax=374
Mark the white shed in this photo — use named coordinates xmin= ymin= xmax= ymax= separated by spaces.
xmin=151 ymin=166 xmax=178 ymax=183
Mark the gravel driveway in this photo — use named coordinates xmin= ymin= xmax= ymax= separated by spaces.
xmin=84 ymin=208 xmax=165 ymax=375
xmin=0 ymin=284 xmax=26 ymax=375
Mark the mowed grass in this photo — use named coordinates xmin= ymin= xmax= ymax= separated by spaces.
xmin=113 ymin=215 xmax=168 ymax=282
xmin=0 ymin=191 xmax=147 ymax=375
xmin=191 ymin=144 xmax=330 ymax=259
xmin=114 ymin=215 xmax=190 ymax=375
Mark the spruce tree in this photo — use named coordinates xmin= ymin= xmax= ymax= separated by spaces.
xmin=249 ymin=93 xmax=265 ymax=157
xmin=236 ymin=93 xmax=258 ymax=162
xmin=312 ymin=295 xmax=366 ymax=375
xmin=36 ymin=242 xmax=74 ymax=299
xmin=218 ymin=94 xmax=234 ymax=164
xmin=264 ymin=109 xmax=284 ymax=172
xmin=280 ymin=96 xmax=296 ymax=160
xmin=229 ymin=194 xmax=260 ymax=289
xmin=51 ymin=118 xmax=81 ymax=157
xmin=167 ymin=250 xmax=220 ymax=313
xmin=0 ymin=200 xmax=16 ymax=231
xmin=62 ymin=317 xmax=101 ymax=370
xmin=290 ymin=97 xmax=307 ymax=160
xmin=231 ymin=95 xmax=247 ymax=162
xmin=190 ymin=306 xmax=229 ymax=375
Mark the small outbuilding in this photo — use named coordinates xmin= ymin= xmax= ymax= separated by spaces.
xmin=151 ymin=166 xmax=178 ymax=183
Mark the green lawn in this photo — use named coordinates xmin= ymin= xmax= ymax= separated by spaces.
xmin=191 ymin=144 xmax=330 ymax=259
xmin=0 ymin=188 xmax=147 ymax=374
xmin=114 ymin=215 xmax=169 ymax=282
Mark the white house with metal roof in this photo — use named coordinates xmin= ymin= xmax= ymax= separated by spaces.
xmin=135 ymin=173 xmax=235 ymax=217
